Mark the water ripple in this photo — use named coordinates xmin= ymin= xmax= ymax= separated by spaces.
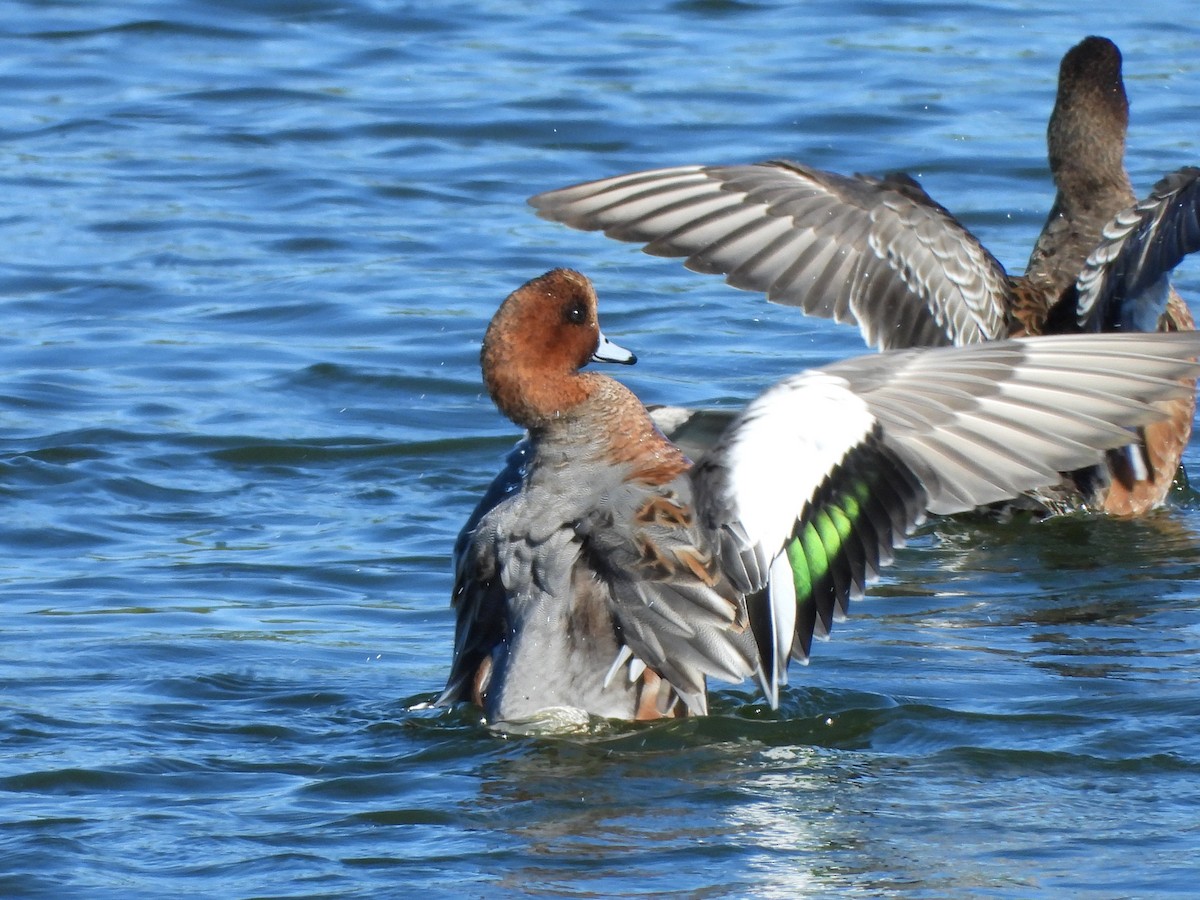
xmin=1 ymin=1 xmax=1199 ymax=897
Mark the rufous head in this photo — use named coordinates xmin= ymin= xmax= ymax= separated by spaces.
xmin=481 ymin=269 xmax=634 ymax=428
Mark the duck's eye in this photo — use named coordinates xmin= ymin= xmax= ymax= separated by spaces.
xmin=565 ymin=302 xmax=587 ymax=325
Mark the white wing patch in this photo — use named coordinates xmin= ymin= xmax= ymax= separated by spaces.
xmin=717 ymin=371 xmax=876 ymax=560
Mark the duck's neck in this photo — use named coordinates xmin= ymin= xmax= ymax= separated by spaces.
xmin=1027 ymin=55 xmax=1136 ymax=299
xmin=1047 ymin=38 xmax=1134 ymax=204
xmin=1026 ymin=144 xmax=1135 ymax=303
xmin=529 ymin=375 xmax=691 ymax=485
xmin=483 ymin=340 xmax=590 ymax=428
xmin=1047 ymin=121 xmax=1133 ymax=212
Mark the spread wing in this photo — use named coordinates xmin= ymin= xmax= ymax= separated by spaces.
xmin=1074 ymin=166 xmax=1200 ymax=332
xmin=691 ymin=332 xmax=1200 ymax=704
xmin=530 ymin=162 xmax=1013 ymax=349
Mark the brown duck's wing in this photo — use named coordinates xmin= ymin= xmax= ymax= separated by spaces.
xmin=530 ymin=161 xmax=1014 ymax=350
xmin=1074 ymin=167 xmax=1200 ymax=333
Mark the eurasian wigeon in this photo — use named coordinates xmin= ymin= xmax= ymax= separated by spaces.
xmin=528 ymin=36 xmax=1200 ymax=517
xmin=441 ymin=268 xmax=1200 ymax=728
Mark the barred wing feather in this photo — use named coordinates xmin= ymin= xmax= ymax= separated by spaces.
xmin=530 ymin=162 xmax=1012 ymax=349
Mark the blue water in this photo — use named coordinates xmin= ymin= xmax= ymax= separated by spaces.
xmin=2 ymin=2 xmax=1199 ymax=897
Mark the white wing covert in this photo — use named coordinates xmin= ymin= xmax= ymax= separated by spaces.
xmin=690 ymin=332 xmax=1200 ymax=705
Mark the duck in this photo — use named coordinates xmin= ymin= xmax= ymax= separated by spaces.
xmin=528 ymin=36 xmax=1200 ymax=517
xmin=440 ymin=268 xmax=1200 ymax=728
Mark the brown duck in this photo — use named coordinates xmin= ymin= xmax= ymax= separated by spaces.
xmin=529 ymin=36 xmax=1200 ymax=517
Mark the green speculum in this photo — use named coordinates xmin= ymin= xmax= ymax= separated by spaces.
xmin=786 ymin=477 xmax=870 ymax=603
